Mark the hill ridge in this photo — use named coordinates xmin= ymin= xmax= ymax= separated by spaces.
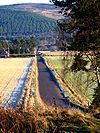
xmin=0 ymin=7 xmax=56 ymax=38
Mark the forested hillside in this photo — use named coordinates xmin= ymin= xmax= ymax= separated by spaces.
xmin=0 ymin=8 xmax=56 ymax=37
xmin=2 ymin=3 xmax=62 ymax=20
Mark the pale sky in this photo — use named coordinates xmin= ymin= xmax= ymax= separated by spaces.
xmin=0 ymin=0 xmax=50 ymax=5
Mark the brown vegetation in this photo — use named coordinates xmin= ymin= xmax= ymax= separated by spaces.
xmin=0 ymin=107 xmax=100 ymax=133
xmin=18 ymin=58 xmax=36 ymax=111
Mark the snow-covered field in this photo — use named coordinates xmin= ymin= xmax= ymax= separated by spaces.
xmin=0 ymin=58 xmax=32 ymax=108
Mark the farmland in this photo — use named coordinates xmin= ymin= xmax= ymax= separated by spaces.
xmin=0 ymin=53 xmax=97 ymax=108
xmin=0 ymin=54 xmax=100 ymax=133
xmin=0 ymin=57 xmax=33 ymax=108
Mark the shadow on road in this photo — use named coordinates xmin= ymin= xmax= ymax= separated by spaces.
xmin=37 ymin=54 xmax=85 ymax=111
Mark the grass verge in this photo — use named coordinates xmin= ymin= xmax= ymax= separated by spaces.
xmin=44 ymin=55 xmax=95 ymax=106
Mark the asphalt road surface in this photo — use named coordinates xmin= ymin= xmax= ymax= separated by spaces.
xmin=37 ymin=55 xmax=70 ymax=107
xmin=37 ymin=54 xmax=85 ymax=111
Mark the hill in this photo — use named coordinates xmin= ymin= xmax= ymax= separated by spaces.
xmin=3 ymin=3 xmax=56 ymax=10
xmin=0 ymin=7 xmax=56 ymax=38
xmin=2 ymin=3 xmax=62 ymax=20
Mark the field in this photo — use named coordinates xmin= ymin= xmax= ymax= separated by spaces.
xmin=0 ymin=54 xmax=100 ymax=133
xmin=44 ymin=53 xmax=97 ymax=105
xmin=0 ymin=57 xmax=32 ymax=108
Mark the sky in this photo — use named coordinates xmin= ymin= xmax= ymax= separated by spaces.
xmin=0 ymin=0 xmax=50 ymax=6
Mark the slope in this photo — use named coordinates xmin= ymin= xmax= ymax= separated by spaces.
xmin=0 ymin=7 xmax=56 ymax=37
xmin=1 ymin=3 xmax=62 ymax=20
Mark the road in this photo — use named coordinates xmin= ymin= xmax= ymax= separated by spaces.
xmin=37 ymin=54 xmax=70 ymax=107
xmin=37 ymin=54 xmax=85 ymax=111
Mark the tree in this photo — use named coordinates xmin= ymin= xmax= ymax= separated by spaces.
xmin=12 ymin=37 xmax=37 ymax=54
xmin=15 ymin=38 xmax=22 ymax=54
xmin=27 ymin=37 xmax=36 ymax=53
xmin=0 ymin=40 xmax=8 ymax=50
xmin=51 ymin=0 xmax=100 ymax=109
xmin=52 ymin=0 xmax=100 ymax=50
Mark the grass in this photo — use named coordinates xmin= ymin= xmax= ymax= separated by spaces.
xmin=0 ymin=107 xmax=100 ymax=133
xmin=44 ymin=55 xmax=96 ymax=104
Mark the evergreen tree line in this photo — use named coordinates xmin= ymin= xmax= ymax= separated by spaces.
xmin=0 ymin=8 xmax=56 ymax=37
xmin=0 ymin=37 xmax=36 ymax=54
